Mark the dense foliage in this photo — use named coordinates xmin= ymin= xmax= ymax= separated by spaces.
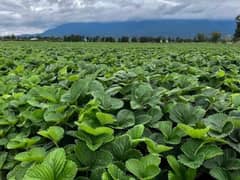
xmin=0 ymin=42 xmax=240 ymax=180
xmin=0 ymin=32 xmax=225 ymax=43
xmin=234 ymin=15 xmax=240 ymax=41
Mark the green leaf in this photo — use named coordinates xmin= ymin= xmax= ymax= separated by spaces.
xmin=104 ymin=135 xmax=131 ymax=161
xmin=0 ymin=152 xmax=8 ymax=169
xmin=109 ymin=98 xmax=124 ymax=110
xmin=178 ymin=153 xmax=205 ymax=169
xmin=158 ymin=121 xmax=173 ymax=138
xmin=96 ymin=112 xmax=116 ymax=125
xmin=33 ymin=86 xmax=59 ymax=103
xmin=204 ymin=113 xmax=227 ymax=131
xmin=130 ymin=100 xmax=142 ymax=110
xmin=75 ymin=130 xmax=114 ymax=151
xmin=204 ymin=149 xmax=239 ymax=170
xmin=210 ymin=167 xmax=230 ymax=180
xmin=89 ymin=80 xmax=105 ymax=93
xmin=78 ymin=122 xmax=114 ymax=136
xmin=167 ymin=155 xmax=197 ymax=180
xmin=7 ymin=136 xmax=40 ymax=149
xmin=204 ymin=113 xmax=234 ymax=138
xmin=145 ymin=138 xmax=173 ymax=154
xmin=78 ymin=99 xmax=100 ymax=123
xmin=198 ymin=145 xmax=223 ymax=160
xmin=38 ymin=126 xmax=64 ymax=144
xmin=132 ymin=138 xmax=173 ymax=154
xmin=179 ymin=139 xmax=223 ymax=169
xmin=114 ymin=109 xmax=135 ymax=129
xmin=224 ymin=159 xmax=240 ymax=170
xmin=135 ymin=114 xmax=152 ymax=125
xmin=24 ymin=148 xmax=77 ymax=180
xmin=15 ymin=147 xmax=46 ymax=162
xmin=61 ymin=79 xmax=90 ymax=103
xmin=180 ymin=139 xmax=204 ymax=158
xmin=45 ymin=148 xmax=67 ymax=178
xmin=178 ymin=139 xmax=206 ymax=169
xmin=76 ymin=100 xmax=114 ymax=144
xmin=148 ymin=106 xmax=163 ymax=124
xmin=44 ymin=110 xmax=65 ymax=123
xmin=185 ymin=169 xmax=197 ymax=180
xmin=101 ymin=172 xmax=111 ymax=180
xmin=130 ymin=83 xmax=154 ymax=110
xmin=91 ymin=167 xmax=106 ymax=180
xmin=58 ymin=160 xmax=78 ymax=180
xmin=169 ymin=103 xmax=205 ymax=125
xmin=177 ymin=123 xmax=210 ymax=139
xmin=74 ymin=141 xmax=113 ymax=169
xmin=6 ymin=163 xmax=31 ymax=180
xmin=134 ymin=83 xmax=153 ymax=100
xmin=126 ymin=154 xmax=161 ymax=180
xmin=108 ymin=164 xmax=134 ymax=180
xmin=232 ymin=93 xmax=240 ymax=107
xmin=21 ymin=109 xmax=44 ymax=123
xmin=153 ymin=121 xmax=184 ymax=145
xmin=24 ymin=163 xmax=55 ymax=180
xmin=167 ymin=155 xmax=183 ymax=179
xmin=216 ymin=70 xmax=225 ymax=78
xmin=94 ymin=92 xmax=123 ymax=110
xmin=127 ymin=125 xmax=144 ymax=140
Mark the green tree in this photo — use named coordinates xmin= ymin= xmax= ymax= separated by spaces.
xmin=211 ymin=32 xmax=222 ymax=42
xmin=195 ymin=33 xmax=207 ymax=42
xmin=119 ymin=36 xmax=129 ymax=42
xmin=131 ymin=37 xmax=138 ymax=42
xmin=234 ymin=15 xmax=240 ymax=41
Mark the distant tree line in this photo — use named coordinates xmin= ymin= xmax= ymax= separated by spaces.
xmin=194 ymin=32 xmax=225 ymax=43
xmin=0 ymin=32 xmax=231 ymax=43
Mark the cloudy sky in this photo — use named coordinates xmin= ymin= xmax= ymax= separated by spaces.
xmin=0 ymin=0 xmax=239 ymax=35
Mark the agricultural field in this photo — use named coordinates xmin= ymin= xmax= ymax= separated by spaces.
xmin=1 ymin=42 xmax=240 ymax=180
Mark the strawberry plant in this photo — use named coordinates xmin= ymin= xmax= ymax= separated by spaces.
xmin=0 ymin=42 xmax=240 ymax=179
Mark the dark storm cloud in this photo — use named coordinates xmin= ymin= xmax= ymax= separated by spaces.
xmin=0 ymin=0 xmax=239 ymax=35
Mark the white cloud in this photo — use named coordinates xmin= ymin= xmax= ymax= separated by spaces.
xmin=154 ymin=0 xmax=180 ymax=6
xmin=0 ymin=0 xmax=238 ymax=35
xmin=0 ymin=26 xmax=43 ymax=36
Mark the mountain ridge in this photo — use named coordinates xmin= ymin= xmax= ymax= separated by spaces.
xmin=42 ymin=19 xmax=236 ymax=38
